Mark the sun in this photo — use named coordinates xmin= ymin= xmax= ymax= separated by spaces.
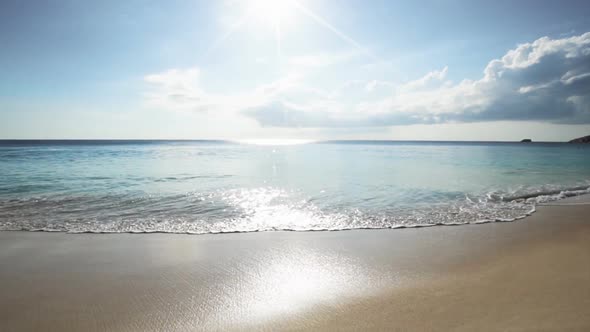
xmin=247 ymin=0 xmax=298 ymax=59
xmin=250 ymin=0 xmax=295 ymax=27
xmin=205 ymin=0 xmax=373 ymax=62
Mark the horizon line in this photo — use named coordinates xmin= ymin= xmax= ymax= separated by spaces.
xmin=0 ymin=138 xmax=582 ymax=143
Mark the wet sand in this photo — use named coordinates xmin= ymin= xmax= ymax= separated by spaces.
xmin=0 ymin=196 xmax=589 ymax=331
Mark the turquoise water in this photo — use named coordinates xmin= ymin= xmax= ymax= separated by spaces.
xmin=1 ymin=140 xmax=589 ymax=233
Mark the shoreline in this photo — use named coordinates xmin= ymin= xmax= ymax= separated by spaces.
xmin=0 ymin=196 xmax=589 ymax=331
xmin=279 ymin=222 xmax=590 ymax=331
xmin=2 ymin=191 xmax=588 ymax=236
xmin=278 ymin=197 xmax=590 ymax=331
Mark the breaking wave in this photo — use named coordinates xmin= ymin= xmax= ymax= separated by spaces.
xmin=1 ymin=184 xmax=588 ymax=235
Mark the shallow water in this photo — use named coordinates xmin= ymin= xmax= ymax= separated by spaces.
xmin=1 ymin=140 xmax=589 ymax=234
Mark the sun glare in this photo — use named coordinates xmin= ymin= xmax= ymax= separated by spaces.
xmin=206 ymin=0 xmax=372 ymax=62
xmin=250 ymin=0 xmax=295 ymax=26
xmin=245 ymin=0 xmax=298 ymax=59
xmin=237 ymin=138 xmax=316 ymax=146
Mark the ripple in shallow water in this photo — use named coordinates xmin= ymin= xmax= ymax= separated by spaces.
xmin=1 ymin=185 xmax=587 ymax=234
xmin=2 ymin=141 xmax=589 ymax=234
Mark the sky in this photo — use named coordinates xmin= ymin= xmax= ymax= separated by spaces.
xmin=1 ymin=0 xmax=590 ymax=141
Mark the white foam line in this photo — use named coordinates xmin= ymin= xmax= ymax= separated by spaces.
xmin=539 ymin=202 xmax=590 ymax=206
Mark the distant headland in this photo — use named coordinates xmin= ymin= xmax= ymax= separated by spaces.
xmin=569 ymin=135 xmax=590 ymax=143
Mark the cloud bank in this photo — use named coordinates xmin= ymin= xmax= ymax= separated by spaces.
xmin=145 ymin=32 xmax=590 ymax=128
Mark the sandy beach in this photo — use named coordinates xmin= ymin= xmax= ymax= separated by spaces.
xmin=3 ymin=0 xmax=590 ymax=330
xmin=1 ymin=196 xmax=589 ymax=332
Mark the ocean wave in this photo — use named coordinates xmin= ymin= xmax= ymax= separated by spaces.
xmin=2 ymin=140 xmax=589 ymax=235
xmin=0 ymin=184 xmax=587 ymax=235
xmin=500 ymin=185 xmax=590 ymax=202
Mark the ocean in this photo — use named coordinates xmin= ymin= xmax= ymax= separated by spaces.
xmin=1 ymin=140 xmax=589 ymax=234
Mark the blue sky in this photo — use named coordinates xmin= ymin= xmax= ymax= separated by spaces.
xmin=1 ymin=0 xmax=590 ymax=140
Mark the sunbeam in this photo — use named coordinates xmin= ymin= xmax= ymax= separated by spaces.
xmin=202 ymin=10 xmax=253 ymax=59
xmin=250 ymin=0 xmax=296 ymax=62
xmin=292 ymin=0 xmax=379 ymax=61
xmin=203 ymin=0 xmax=377 ymax=63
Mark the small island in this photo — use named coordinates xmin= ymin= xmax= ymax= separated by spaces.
xmin=520 ymin=139 xmax=532 ymax=143
xmin=569 ymin=135 xmax=590 ymax=143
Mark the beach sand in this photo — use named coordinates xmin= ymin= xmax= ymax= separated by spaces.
xmin=0 ymin=196 xmax=589 ymax=331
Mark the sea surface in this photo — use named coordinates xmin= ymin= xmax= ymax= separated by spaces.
xmin=1 ymin=140 xmax=589 ymax=234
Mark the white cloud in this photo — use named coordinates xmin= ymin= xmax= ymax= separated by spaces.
xmin=245 ymin=32 xmax=590 ymax=127
xmin=365 ymin=80 xmax=395 ymax=92
xmin=143 ymin=68 xmax=213 ymax=112
xmin=143 ymin=67 xmax=304 ymax=113
xmin=144 ymin=32 xmax=590 ymax=129
xmin=141 ymin=50 xmax=357 ymax=115
xmin=401 ymin=66 xmax=448 ymax=91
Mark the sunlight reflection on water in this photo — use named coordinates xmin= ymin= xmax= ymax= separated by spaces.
xmin=235 ymin=138 xmax=317 ymax=146
xmin=2 ymin=141 xmax=590 ymax=233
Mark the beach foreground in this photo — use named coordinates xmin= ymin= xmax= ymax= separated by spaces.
xmin=0 ymin=196 xmax=589 ymax=331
